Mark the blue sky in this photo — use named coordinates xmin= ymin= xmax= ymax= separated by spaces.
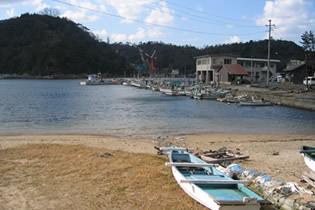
xmin=0 ymin=0 xmax=314 ymax=47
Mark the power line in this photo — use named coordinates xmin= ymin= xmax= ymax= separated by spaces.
xmin=131 ymin=0 xmax=262 ymax=28
xmin=51 ymin=0 xmax=265 ymax=37
xmin=160 ymin=0 xmax=261 ymax=27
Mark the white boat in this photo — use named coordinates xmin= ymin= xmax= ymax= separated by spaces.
xmin=165 ymin=146 xmax=270 ymax=210
xmin=240 ymin=99 xmax=272 ymax=106
xmin=151 ymin=86 xmax=160 ymax=91
xmin=164 ymin=89 xmax=178 ymax=96
xmin=300 ymin=145 xmax=315 ymax=172
xmin=80 ymin=74 xmax=120 ymax=85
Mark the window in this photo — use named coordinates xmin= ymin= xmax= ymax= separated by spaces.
xmin=224 ymin=59 xmax=231 ymax=64
xmin=201 ymin=59 xmax=207 ymax=65
xmin=197 ymin=60 xmax=201 ymax=65
xmin=213 ymin=58 xmax=217 ymax=64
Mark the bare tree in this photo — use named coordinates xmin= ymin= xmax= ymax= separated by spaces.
xmin=39 ymin=8 xmax=60 ymax=17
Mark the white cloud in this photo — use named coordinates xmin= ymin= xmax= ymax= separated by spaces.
xmin=61 ymin=9 xmax=99 ymax=22
xmin=0 ymin=0 xmax=21 ymax=7
xmin=108 ymin=26 xmax=165 ymax=43
xmin=0 ymin=0 xmax=46 ymax=9
xmin=256 ymin=0 xmax=314 ymax=40
xmin=144 ymin=1 xmax=174 ymax=26
xmin=69 ymin=0 xmax=97 ymax=11
xmin=146 ymin=27 xmax=164 ymax=38
xmin=103 ymin=0 xmax=154 ymax=24
xmin=224 ymin=36 xmax=241 ymax=44
xmin=6 ymin=8 xmax=15 ymax=17
xmin=93 ymin=29 xmax=108 ymax=37
xmin=128 ymin=28 xmax=145 ymax=41
xmin=58 ymin=0 xmax=103 ymax=23
xmin=110 ymin=33 xmax=127 ymax=42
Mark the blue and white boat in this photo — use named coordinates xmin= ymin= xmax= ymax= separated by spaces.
xmin=300 ymin=145 xmax=315 ymax=172
xmin=165 ymin=147 xmax=270 ymax=210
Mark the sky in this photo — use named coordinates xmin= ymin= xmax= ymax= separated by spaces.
xmin=0 ymin=0 xmax=314 ymax=47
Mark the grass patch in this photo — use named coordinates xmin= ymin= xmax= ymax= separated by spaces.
xmin=0 ymin=144 xmax=206 ymax=209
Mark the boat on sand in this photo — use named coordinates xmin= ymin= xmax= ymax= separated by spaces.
xmin=300 ymin=145 xmax=315 ymax=172
xmin=164 ymin=146 xmax=270 ymax=210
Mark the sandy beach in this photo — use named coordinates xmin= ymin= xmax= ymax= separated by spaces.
xmin=1 ymin=133 xmax=314 ymax=183
xmin=1 ymin=133 xmax=314 ymax=209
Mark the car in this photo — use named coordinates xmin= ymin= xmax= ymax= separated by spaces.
xmin=303 ymin=77 xmax=315 ymax=86
xmin=276 ymin=75 xmax=285 ymax=83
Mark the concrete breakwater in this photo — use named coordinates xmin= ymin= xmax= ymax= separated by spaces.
xmin=229 ymin=85 xmax=315 ymax=111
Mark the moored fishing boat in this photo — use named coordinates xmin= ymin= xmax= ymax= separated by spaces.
xmin=300 ymin=145 xmax=315 ymax=172
xmin=80 ymin=74 xmax=120 ymax=85
xmin=165 ymin=146 xmax=270 ymax=210
xmin=240 ymin=99 xmax=272 ymax=106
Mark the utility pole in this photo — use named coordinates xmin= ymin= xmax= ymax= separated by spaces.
xmin=266 ymin=19 xmax=275 ymax=86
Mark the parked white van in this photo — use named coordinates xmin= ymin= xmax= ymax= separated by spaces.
xmin=303 ymin=76 xmax=315 ymax=86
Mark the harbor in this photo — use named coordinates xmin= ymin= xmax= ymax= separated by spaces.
xmin=103 ymin=76 xmax=315 ymax=111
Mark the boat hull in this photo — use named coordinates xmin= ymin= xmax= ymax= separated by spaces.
xmin=301 ymin=145 xmax=315 ymax=172
xmin=168 ymin=148 xmax=266 ymax=210
xmin=240 ymin=101 xmax=272 ymax=106
xmin=171 ymin=167 xmax=260 ymax=210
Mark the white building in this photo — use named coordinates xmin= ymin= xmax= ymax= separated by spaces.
xmin=195 ymin=54 xmax=238 ymax=84
xmin=195 ymin=54 xmax=281 ymax=84
xmin=237 ymin=58 xmax=280 ymax=83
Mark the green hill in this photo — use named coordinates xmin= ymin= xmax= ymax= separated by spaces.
xmin=0 ymin=13 xmax=133 ymax=77
xmin=0 ymin=13 xmax=305 ymax=78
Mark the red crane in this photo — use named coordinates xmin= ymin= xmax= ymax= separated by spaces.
xmin=138 ymin=48 xmax=157 ymax=76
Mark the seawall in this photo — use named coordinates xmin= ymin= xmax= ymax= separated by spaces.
xmin=228 ymin=85 xmax=315 ymax=111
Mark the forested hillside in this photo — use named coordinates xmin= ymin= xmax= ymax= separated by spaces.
xmin=0 ymin=13 xmax=305 ymax=77
xmin=112 ymin=40 xmax=304 ymax=75
xmin=0 ymin=13 xmax=133 ymax=77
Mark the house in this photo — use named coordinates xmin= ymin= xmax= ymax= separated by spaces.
xmin=195 ymin=54 xmax=238 ymax=84
xmin=195 ymin=54 xmax=280 ymax=84
xmin=237 ymin=58 xmax=280 ymax=83
xmin=217 ymin=64 xmax=248 ymax=84
xmin=283 ymin=60 xmax=312 ymax=84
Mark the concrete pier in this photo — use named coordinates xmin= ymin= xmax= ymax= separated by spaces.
xmin=228 ymin=85 xmax=315 ymax=111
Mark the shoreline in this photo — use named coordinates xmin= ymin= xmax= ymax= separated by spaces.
xmin=1 ymin=133 xmax=314 ymax=184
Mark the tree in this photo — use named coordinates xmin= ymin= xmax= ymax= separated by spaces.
xmin=300 ymin=30 xmax=315 ymax=52
xmin=39 ymin=8 xmax=60 ymax=17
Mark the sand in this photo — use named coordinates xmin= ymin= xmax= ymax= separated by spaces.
xmin=1 ymin=134 xmax=315 ymax=209
xmin=1 ymin=133 xmax=314 ymax=183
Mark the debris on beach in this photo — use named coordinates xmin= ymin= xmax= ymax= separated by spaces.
xmin=154 ymin=146 xmax=194 ymax=155
xmin=301 ymin=171 xmax=315 ymax=189
xmin=174 ymin=136 xmax=186 ymax=141
xmin=96 ymin=152 xmax=113 ymax=158
xmin=199 ymin=147 xmax=249 ymax=166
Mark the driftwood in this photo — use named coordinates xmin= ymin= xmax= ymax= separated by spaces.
xmin=201 ymin=155 xmax=249 ymax=163
xmin=200 ymin=148 xmax=249 ymax=165
xmin=302 ymin=171 xmax=315 ymax=189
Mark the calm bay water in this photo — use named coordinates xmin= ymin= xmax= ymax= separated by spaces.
xmin=0 ymin=79 xmax=315 ymax=138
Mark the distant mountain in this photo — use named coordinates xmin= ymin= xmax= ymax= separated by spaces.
xmin=0 ymin=13 xmax=305 ymax=77
xmin=0 ymin=13 xmax=133 ymax=77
